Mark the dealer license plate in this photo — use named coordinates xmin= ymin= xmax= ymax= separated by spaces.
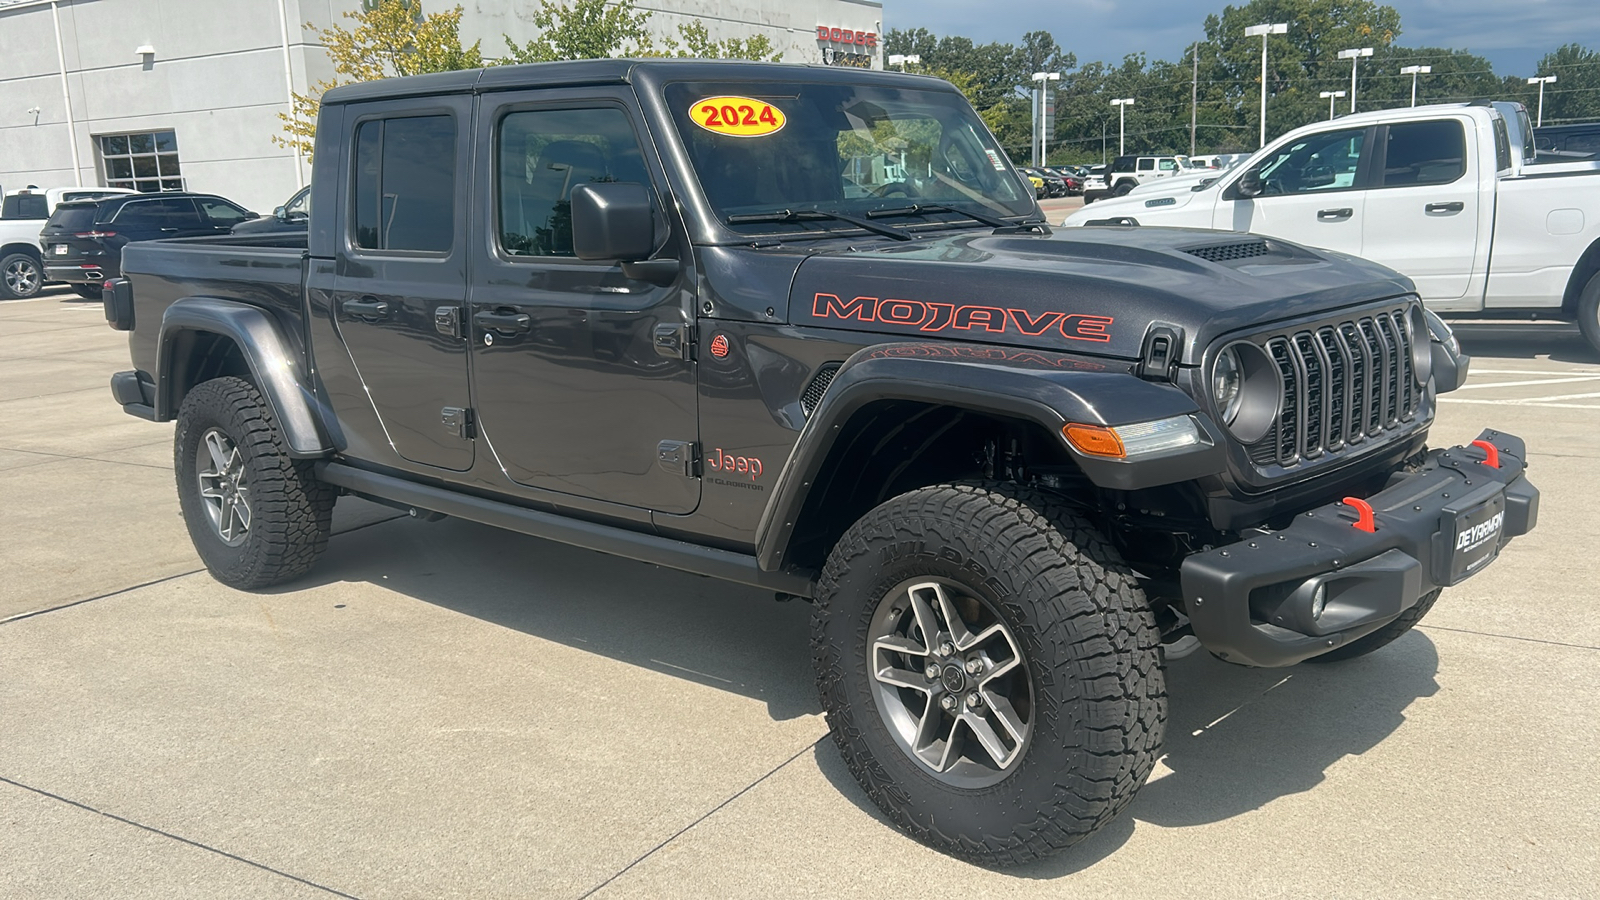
xmin=1444 ymin=493 xmax=1507 ymax=584
xmin=53 ymin=244 xmax=67 ymax=255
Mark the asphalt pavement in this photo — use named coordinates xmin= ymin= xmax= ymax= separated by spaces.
xmin=2 ymin=284 xmax=1596 ymax=899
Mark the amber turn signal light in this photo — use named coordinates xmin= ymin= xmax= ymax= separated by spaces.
xmin=1062 ymin=423 xmax=1126 ymax=458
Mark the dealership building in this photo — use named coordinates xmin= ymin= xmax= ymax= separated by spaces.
xmin=0 ymin=0 xmax=885 ymax=212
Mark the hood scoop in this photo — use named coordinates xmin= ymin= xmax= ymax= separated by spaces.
xmin=1183 ymin=240 xmax=1272 ymax=263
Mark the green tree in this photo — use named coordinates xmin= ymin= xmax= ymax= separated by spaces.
xmin=502 ymin=0 xmax=783 ymax=63
xmin=276 ymin=0 xmax=484 ymax=157
xmin=1511 ymin=44 xmax=1600 ymax=125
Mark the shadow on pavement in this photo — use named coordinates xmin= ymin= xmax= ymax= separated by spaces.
xmin=1449 ymin=322 xmax=1599 ymax=365
xmin=816 ymin=632 xmax=1440 ymax=875
xmin=274 ymin=512 xmax=821 ymax=722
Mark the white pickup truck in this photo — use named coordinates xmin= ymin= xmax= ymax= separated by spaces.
xmin=1 ymin=186 xmax=136 ymax=299
xmin=1063 ymin=103 xmax=1600 ymax=352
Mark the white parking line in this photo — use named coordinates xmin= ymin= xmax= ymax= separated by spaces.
xmin=1456 ymin=375 xmax=1600 ymax=390
xmin=1440 ymin=396 xmax=1600 ymax=409
xmin=1471 ymin=368 xmax=1600 ymax=376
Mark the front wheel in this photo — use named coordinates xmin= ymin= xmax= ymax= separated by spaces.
xmin=175 ymin=376 xmax=335 ymax=588
xmin=813 ymin=482 xmax=1166 ymax=865
xmin=1577 ymin=271 xmax=1600 ymax=356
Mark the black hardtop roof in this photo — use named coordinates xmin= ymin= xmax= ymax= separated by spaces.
xmin=320 ymin=59 xmax=961 ymax=106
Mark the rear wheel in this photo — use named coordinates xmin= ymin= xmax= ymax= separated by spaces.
xmin=1113 ymin=180 xmax=1135 ymax=197
xmin=813 ymin=482 xmax=1166 ymax=865
xmin=1 ymin=252 xmax=42 ymax=300
xmin=1577 ymin=271 xmax=1600 ymax=356
xmin=175 ymin=376 xmax=334 ymax=588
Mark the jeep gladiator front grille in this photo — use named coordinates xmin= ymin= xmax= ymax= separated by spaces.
xmin=1246 ymin=306 xmax=1422 ymax=469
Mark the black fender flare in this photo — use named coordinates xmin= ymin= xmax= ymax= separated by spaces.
xmin=754 ymin=342 xmax=1226 ymax=572
xmin=156 ymin=297 xmax=332 ymax=456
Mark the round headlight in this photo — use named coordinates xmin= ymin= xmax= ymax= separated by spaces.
xmin=1213 ymin=346 xmax=1244 ymax=424
xmin=1407 ymin=304 xmax=1434 ymax=386
xmin=1212 ymin=341 xmax=1281 ymax=444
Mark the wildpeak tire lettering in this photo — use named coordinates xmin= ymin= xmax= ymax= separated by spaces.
xmin=811 ymin=293 xmax=1113 ymax=342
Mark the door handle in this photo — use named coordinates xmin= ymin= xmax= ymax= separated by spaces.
xmin=473 ymin=310 xmax=532 ymax=335
xmin=341 ymin=296 xmax=391 ymax=321
xmin=1426 ymin=201 xmax=1465 ymax=213
xmin=1317 ymin=208 xmax=1354 ymax=220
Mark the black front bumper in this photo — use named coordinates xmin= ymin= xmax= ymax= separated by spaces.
xmin=1181 ymin=429 xmax=1538 ymax=667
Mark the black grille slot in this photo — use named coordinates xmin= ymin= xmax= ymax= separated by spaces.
xmin=800 ymin=363 xmax=841 ymax=417
xmin=1185 ymin=241 xmax=1271 ymax=263
xmin=1242 ymin=304 xmax=1424 ymax=470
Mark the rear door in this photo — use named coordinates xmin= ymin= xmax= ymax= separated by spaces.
xmin=1359 ymin=118 xmax=1480 ymax=300
xmin=331 ymin=97 xmax=474 ymax=471
xmin=465 ymin=88 xmax=699 ymax=514
xmin=1212 ymin=125 xmax=1372 ymax=257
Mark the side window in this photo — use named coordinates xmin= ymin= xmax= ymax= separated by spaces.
xmin=1382 ymin=120 xmax=1466 ymax=187
xmin=162 ymin=198 xmax=205 ymax=227
xmin=1492 ymin=118 xmax=1512 ymax=172
xmin=112 ymin=201 xmax=158 ymax=226
xmin=199 ymin=198 xmax=249 ymax=227
xmin=1158 ymin=159 xmax=1177 ymax=171
xmin=350 ymin=114 xmax=456 ymax=252
xmin=285 ymin=188 xmax=310 ymax=218
xmin=1256 ymin=127 xmax=1366 ymax=195
xmin=1137 ymin=158 xmax=1155 ymax=171
xmin=496 ymin=107 xmax=652 ymax=258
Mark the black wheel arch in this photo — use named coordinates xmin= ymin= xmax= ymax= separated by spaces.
xmin=755 ymin=343 xmax=1223 ymax=574
xmin=1560 ymin=235 xmax=1600 ymax=317
xmin=156 ymin=297 xmax=333 ymax=457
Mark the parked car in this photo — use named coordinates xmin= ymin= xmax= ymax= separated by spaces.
xmin=1048 ymin=167 xmax=1084 ymax=194
xmin=1064 ymin=102 xmax=1600 ymax=352
xmin=232 ymin=185 xmax=310 ymax=234
xmin=1082 ymin=155 xmax=1187 ymax=202
xmin=105 ymin=59 xmax=1536 ymax=866
xmin=1021 ymin=170 xmax=1046 ymax=198
xmin=40 ymin=192 xmax=255 ymax=297
xmin=1 ymin=186 xmax=137 ymax=299
xmin=1022 ymin=166 xmax=1068 ymax=198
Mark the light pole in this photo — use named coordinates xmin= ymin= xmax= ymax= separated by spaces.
xmin=1320 ymin=90 xmax=1346 ymax=120
xmin=1032 ymin=71 xmax=1060 ymax=166
xmin=1110 ymin=98 xmax=1134 ymax=156
xmin=887 ymin=54 xmax=920 ymax=71
xmin=1401 ymin=65 xmax=1431 ymax=106
xmin=1528 ymin=75 xmax=1557 ymax=127
xmin=1337 ymin=47 xmax=1373 ymax=112
xmin=1245 ymin=23 xmax=1287 ymax=148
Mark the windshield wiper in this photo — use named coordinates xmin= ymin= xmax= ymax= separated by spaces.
xmin=725 ymin=208 xmax=914 ymax=242
xmin=867 ymin=204 xmax=1051 ymax=235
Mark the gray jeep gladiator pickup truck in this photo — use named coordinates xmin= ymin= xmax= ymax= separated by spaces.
xmin=104 ymin=60 xmax=1538 ymax=865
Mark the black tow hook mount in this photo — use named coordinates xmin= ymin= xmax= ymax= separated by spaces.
xmin=1138 ymin=323 xmax=1184 ymax=382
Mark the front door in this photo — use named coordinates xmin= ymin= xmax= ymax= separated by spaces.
xmin=331 ymin=98 xmax=474 ymax=471
xmin=1213 ymin=125 xmax=1372 ymax=258
xmin=1359 ymin=119 xmax=1481 ymax=301
xmin=467 ymin=91 xmax=699 ymax=514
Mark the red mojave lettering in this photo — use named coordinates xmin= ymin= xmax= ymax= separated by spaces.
xmin=812 ymin=293 xmax=1112 ymax=342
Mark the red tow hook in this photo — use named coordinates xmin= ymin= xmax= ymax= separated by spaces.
xmin=1341 ymin=497 xmax=1376 ymax=533
xmin=1470 ymin=439 xmax=1501 ymax=469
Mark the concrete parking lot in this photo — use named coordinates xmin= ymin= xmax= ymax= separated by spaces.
xmin=2 ymin=285 xmax=1596 ymax=899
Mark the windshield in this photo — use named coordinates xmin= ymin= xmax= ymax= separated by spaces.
xmin=664 ymin=81 xmax=1034 ymax=235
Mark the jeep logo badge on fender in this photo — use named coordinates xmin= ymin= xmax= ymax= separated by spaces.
xmin=689 ymin=97 xmax=786 ymax=137
xmin=709 ymin=333 xmax=730 ymax=358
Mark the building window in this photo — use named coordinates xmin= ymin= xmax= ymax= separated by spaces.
xmin=98 ymin=131 xmax=183 ymax=192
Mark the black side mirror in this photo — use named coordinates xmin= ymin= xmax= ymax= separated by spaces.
xmin=1235 ymin=167 xmax=1264 ymax=198
xmin=571 ymin=182 xmax=656 ymax=262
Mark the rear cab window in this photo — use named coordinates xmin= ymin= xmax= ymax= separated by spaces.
xmin=2 ymin=194 xmax=48 ymax=219
xmin=351 ymin=114 xmax=456 ymax=253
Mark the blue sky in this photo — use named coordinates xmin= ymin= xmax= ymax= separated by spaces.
xmin=879 ymin=0 xmax=1600 ymax=78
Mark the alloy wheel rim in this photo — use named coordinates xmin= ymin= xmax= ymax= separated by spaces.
xmin=196 ymin=427 xmax=251 ymax=546
xmin=866 ymin=578 xmax=1034 ymax=788
xmin=5 ymin=259 xmax=39 ymax=295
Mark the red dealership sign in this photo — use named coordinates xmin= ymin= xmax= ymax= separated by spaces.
xmin=817 ymin=26 xmax=877 ymax=47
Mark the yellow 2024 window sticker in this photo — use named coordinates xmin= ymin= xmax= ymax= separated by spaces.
xmin=689 ymin=97 xmax=786 ymax=137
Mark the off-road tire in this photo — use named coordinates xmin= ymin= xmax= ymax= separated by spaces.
xmin=1577 ymin=271 xmax=1600 ymax=357
xmin=813 ymin=482 xmax=1166 ymax=866
xmin=1112 ymin=180 xmax=1136 ymax=197
xmin=1 ymin=251 xmax=43 ymax=300
xmin=175 ymin=376 xmax=334 ymax=588
xmin=1304 ymin=588 xmax=1442 ymax=663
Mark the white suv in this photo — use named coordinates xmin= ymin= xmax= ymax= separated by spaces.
xmin=1083 ymin=155 xmax=1188 ymax=203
